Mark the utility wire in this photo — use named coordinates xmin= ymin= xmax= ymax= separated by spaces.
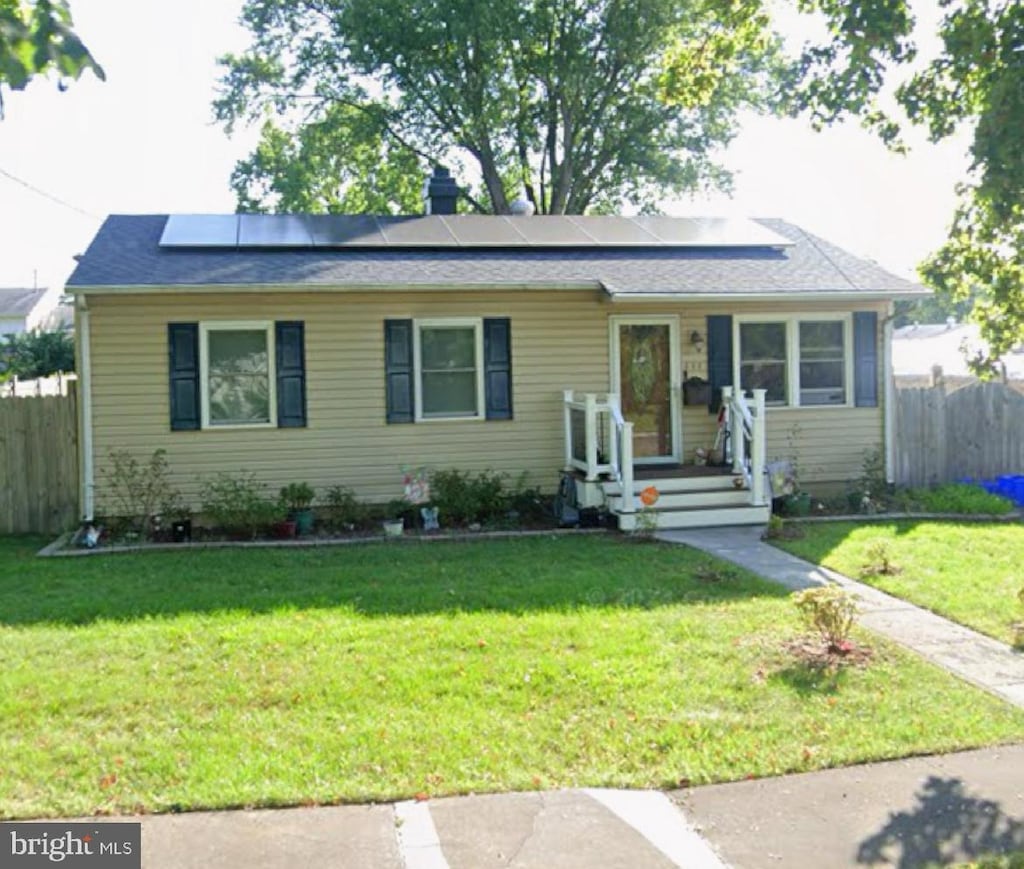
xmin=0 ymin=165 xmax=100 ymax=220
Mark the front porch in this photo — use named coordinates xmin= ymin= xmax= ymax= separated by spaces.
xmin=562 ymin=387 xmax=771 ymax=529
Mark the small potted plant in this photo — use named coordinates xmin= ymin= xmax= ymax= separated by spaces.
xmin=280 ymin=482 xmax=316 ymax=536
xmin=382 ymin=498 xmax=408 ymax=537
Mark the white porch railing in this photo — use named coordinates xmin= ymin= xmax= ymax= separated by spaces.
xmin=562 ymin=390 xmax=636 ymax=513
xmin=721 ymin=386 xmax=769 ymax=506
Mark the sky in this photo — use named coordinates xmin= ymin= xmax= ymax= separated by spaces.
xmin=0 ymin=0 xmax=972 ymax=300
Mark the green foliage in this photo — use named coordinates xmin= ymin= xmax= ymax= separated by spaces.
xmin=769 ymin=0 xmax=1024 ymax=365
xmin=911 ymin=484 xmax=1015 ymax=516
xmin=232 ymin=105 xmax=424 ymax=215
xmin=793 ymin=586 xmax=859 ymax=652
xmin=631 ymin=507 xmax=660 ymax=539
xmin=860 ymin=541 xmax=902 ymax=578
xmin=0 ymin=0 xmax=104 ymax=118
xmin=199 ymin=472 xmax=285 ymax=539
xmin=215 ymin=0 xmax=783 ymax=215
xmin=429 ymin=469 xmax=508 ymax=526
xmin=323 ymin=485 xmax=371 ymax=530
xmin=99 ymin=449 xmax=179 ymax=537
xmin=763 ymin=513 xmax=785 ymax=539
xmin=279 ymin=482 xmax=315 ymax=511
xmin=0 ymin=329 xmax=74 ymax=380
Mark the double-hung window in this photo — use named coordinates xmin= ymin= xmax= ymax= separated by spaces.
xmin=200 ymin=322 xmax=276 ymax=427
xmin=415 ymin=319 xmax=484 ymax=419
xmin=384 ymin=317 xmax=513 ymax=424
xmin=168 ymin=320 xmax=306 ymax=431
xmin=735 ymin=315 xmax=852 ymax=407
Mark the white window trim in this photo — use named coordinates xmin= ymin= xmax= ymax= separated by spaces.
xmin=413 ymin=317 xmax=486 ymax=422
xmin=733 ymin=313 xmax=854 ymax=409
xmin=199 ymin=320 xmax=277 ymax=430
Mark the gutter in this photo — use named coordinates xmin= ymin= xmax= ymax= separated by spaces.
xmin=76 ymin=297 xmax=94 ymax=520
xmin=64 ymin=281 xmax=607 ymax=296
xmin=605 ymin=289 xmax=931 ymax=302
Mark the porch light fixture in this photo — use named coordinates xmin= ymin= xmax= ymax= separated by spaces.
xmin=690 ymin=330 xmax=705 ymax=350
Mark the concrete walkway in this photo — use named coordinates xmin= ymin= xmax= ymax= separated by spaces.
xmin=659 ymin=525 xmax=1024 ymax=709
xmin=51 ymin=748 xmax=1024 ymax=868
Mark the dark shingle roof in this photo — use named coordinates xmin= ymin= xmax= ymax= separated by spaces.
xmin=66 ymin=214 xmax=926 ymax=297
xmin=0 ymin=287 xmax=47 ymax=316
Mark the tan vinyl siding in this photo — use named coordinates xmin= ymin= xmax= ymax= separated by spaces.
xmin=87 ymin=292 xmax=887 ymax=510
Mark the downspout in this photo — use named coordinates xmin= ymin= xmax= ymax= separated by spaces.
xmin=76 ymin=297 xmax=95 ymax=520
xmin=883 ymin=302 xmax=896 ymax=485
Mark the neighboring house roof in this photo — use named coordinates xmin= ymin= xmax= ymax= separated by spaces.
xmin=66 ymin=214 xmax=927 ymax=299
xmin=0 ymin=287 xmax=47 ymax=317
xmin=893 ymin=321 xmax=1024 ymax=379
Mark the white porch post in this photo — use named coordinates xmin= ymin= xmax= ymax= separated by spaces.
xmin=584 ymin=393 xmax=599 ymax=481
xmin=751 ymin=389 xmax=767 ymax=505
xmin=563 ymin=389 xmax=575 ymax=471
xmin=620 ymin=421 xmax=636 ymax=513
xmin=606 ymin=392 xmax=620 ymax=476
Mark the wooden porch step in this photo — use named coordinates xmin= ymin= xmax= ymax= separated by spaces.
xmin=607 ymin=487 xmax=750 ymax=511
xmin=616 ymin=504 xmax=770 ymax=531
xmin=601 ymin=473 xmax=745 ymax=497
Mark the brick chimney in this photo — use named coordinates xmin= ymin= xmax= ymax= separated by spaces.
xmin=423 ymin=165 xmax=459 ymax=215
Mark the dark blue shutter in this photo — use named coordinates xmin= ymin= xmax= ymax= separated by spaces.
xmin=275 ymin=321 xmax=307 ymax=427
xmin=384 ymin=320 xmax=415 ymax=423
xmin=483 ymin=317 xmax=513 ymax=420
xmin=706 ymin=315 xmax=733 ymax=413
xmin=853 ymin=311 xmax=879 ymax=407
xmin=168 ymin=323 xmax=200 ymax=431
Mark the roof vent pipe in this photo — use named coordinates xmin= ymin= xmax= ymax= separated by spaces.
xmin=423 ymin=165 xmax=459 ymax=215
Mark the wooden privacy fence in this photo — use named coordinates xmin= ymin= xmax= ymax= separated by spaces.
xmin=0 ymin=386 xmax=79 ymax=534
xmin=894 ymin=381 xmax=1024 ymax=487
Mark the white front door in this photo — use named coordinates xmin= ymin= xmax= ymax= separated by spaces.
xmin=611 ymin=317 xmax=681 ymax=464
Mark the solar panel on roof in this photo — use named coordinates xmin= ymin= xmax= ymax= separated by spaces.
xmin=307 ymin=215 xmax=388 ymax=246
xmin=378 ymin=216 xmax=458 ymax=246
xmin=159 ymin=215 xmax=238 ymax=247
xmin=238 ymin=214 xmax=313 ymax=246
xmin=441 ymin=216 xmax=529 ymax=246
xmin=157 ymin=213 xmax=793 ymax=249
xmin=633 ymin=216 xmax=787 ymax=247
xmin=496 ymin=215 xmax=594 ymax=246
xmin=566 ymin=216 xmax=661 ymax=245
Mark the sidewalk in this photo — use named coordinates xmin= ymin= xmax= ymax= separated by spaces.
xmin=52 ymin=746 xmax=1024 ymax=868
xmin=659 ymin=525 xmax=1024 ymax=709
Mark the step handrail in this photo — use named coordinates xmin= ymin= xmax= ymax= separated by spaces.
xmin=721 ymin=386 xmax=768 ymax=506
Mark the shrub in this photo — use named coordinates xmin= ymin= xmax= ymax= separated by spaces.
xmin=280 ymin=482 xmax=315 ymax=511
xmin=860 ymin=541 xmax=902 ymax=577
xmin=100 ymin=448 xmax=179 ymax=537
xmin=324 ymin=485 xmax=371 ymax=530
xmin=504 ymin=472 xmax=550 ymax=523
xmin=910 ymin=483 xmax=1014 ymax=515
xmin=429 ymin=469 xmax=507 ymax=525
xmin=793 ymin=586 xmax=859 ymax=652
xmin=199 ymin=472 xmax=284 ymax=539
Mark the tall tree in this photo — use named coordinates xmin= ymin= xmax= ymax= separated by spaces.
xmin=0 ymin=0 xmax=104 ymax=118
xmin=781 ymin=0 xmax=1022 ymax=363
xmin=215 ymin=0 xmax=784 ymax=215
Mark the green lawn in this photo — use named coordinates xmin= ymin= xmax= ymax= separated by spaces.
xmin=2 ymin=534 xmax=1023 ymax=819
xmin=772 ymin=521 xmax=1024 ymax=645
